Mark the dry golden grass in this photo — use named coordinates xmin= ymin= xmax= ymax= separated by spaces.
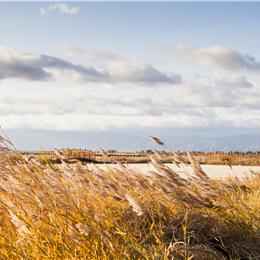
xmin=204 ymin=152 xmax=260 ymax=166
xmin=0 ymin=138 xmax=259 ymax=259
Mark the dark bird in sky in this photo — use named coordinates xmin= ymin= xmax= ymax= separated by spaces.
xmin=149 ymin=135 xmax=164 ymax=146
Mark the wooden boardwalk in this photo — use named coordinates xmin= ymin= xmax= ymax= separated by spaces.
xmin=22 ymin=149 xmax=149 ymax=163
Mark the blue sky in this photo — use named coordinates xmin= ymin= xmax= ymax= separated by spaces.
xmin=1 ymin=3 xmax=260 ymax=56
xmin=0 ymin=2 xmax=260 ymax=150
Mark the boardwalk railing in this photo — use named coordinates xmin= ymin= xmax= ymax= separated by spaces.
xmin=47 ymin=149 xmax=148 ymax=162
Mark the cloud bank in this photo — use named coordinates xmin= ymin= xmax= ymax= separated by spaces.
xmin=0 ymin=47 xmax=104 ymax=81
xmin=0 ymin=47 xmax=181 ymax=84
xmin=0 ymin=44 xmax=260 ymax=133
xmin=175 ymin=44 xmax=260 ymax=72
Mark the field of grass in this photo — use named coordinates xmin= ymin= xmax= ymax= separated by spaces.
xmin=0 ymin=138 xmax=259 ymax=259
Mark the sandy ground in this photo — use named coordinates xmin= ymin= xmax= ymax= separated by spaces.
xmin=88 ymin=163 xmax=260 ymax=179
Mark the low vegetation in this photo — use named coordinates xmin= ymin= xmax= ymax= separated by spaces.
xmin=0 ymin=137 xmax=259 ymax=259
xmin=21 ymin=149 xmax=260 ymax=165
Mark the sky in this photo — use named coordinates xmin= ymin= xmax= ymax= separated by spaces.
xmin=1 ymin=2 xmax=260 ymax=150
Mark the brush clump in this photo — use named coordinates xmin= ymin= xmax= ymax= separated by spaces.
xmin=0 ymin=139 xmax=259 ymax=259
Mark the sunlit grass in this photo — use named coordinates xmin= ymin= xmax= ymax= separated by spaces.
xmin=0 ymin=138 xmax=259 ymax=259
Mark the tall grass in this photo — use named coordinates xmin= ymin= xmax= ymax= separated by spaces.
xmin=0 ymin=138 xmax=259 ymax=259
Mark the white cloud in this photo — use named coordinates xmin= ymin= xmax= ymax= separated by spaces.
xmin=0 ymin=46 xmax=181 ymax=84
xmin=175 ymin=44 xmax=260 ymax=72
xmin=0 ymin=46 xmax=106 ymax=81
xmin=106 ymin=59 xmax=181 ymax=84
xmin=212 ymin=75 xmax=253 ymax=89
xmin=1 ymin=45 xmax=260 ymax=133
xmin=1 ymin=73 xmax=260 ymax=132
xmin=0 ymin=113 xmax=212 ymax=131
xmin=40 ymin=3 xmax=80 ymax=15
xmin=57 ymin=45 xmax=87 ymax=61
xmin=57 ymin=46 xmax=182 ymax=84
